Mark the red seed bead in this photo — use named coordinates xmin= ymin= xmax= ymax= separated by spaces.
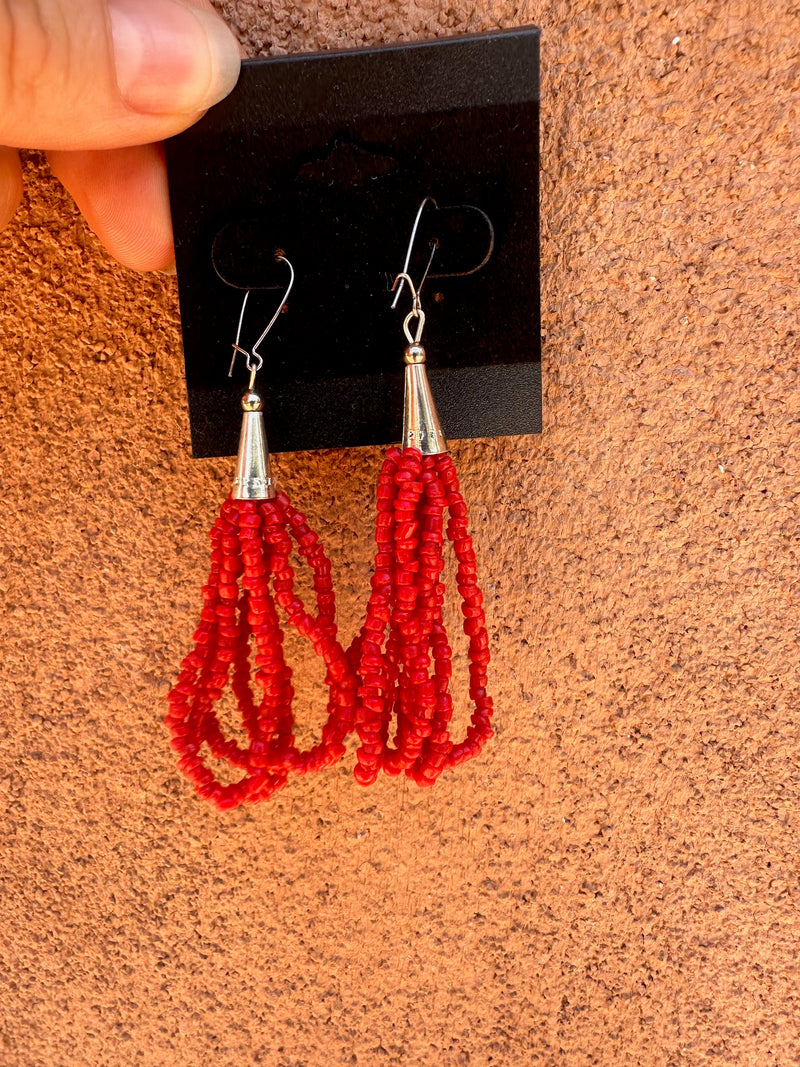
xmin=354 ymin=764 xmax=379 ymax=786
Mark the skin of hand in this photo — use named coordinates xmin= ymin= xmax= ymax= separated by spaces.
xmin=0 ymin=0 xmax=242 ymax=270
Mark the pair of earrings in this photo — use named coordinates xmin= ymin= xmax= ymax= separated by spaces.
xmin=166 ymin=211 xmax=494 ymax=810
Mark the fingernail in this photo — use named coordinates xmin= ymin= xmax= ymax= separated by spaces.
xmin=109 ymin=0 xmax=241 ymax=115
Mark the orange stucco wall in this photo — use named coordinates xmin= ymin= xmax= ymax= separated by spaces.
xmin=1 ymin=2 xmax=798 ymax=1065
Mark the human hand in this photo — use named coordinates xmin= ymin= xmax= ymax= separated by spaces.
xmin=0 ymin=0 xmax=241 ymax=270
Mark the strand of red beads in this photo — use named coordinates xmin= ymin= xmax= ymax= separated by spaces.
xmin=352 ymin=446 xmax=494 ymax=787
xmin=167 ymin=491 xmax=357 ymax=810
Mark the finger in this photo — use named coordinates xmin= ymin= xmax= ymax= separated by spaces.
xmin=48 ymin=144 xmax=174 ymax=272
xmin=184 ymin=0 xmax=248 ymax=57
xmin=0 ymin=0 xmax=241 ymax=152
xmin=0 ymin=147 xmax=24 ymax=229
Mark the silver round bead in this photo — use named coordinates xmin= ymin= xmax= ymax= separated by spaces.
xmin=404 ymin=343 xmax=426 ymax=365
xmin=241 ymin=390 xmax=263 ymax=412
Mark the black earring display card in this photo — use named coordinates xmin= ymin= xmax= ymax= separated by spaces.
xmin=166 ymin=26 xmax=541 ymax=457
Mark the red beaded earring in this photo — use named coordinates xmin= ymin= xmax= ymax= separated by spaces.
xmin=167 ymin=257 xmax=358 ymax=810
xmin=352 ymin=205 xmax=495 ymax=788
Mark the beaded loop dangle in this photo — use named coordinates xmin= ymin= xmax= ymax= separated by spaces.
xmin=352 ymin=210 xmax=495 ymax=787
xmin=167 ymin=258 xmax=358 ymax=809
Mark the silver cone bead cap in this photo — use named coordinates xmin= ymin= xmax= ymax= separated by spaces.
xmin=232 ymin=391 xmax=276 ymax=500
xmin=402 ymin=345 xmax=448 ymax=455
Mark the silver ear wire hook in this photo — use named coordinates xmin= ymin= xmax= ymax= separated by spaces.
xmin=391 ymin=196 xmax=439 ymax=309
xmin=252 ymin=255 xmax=294 ymax=366
xmin=228 ymin=254 xmax=295 ymax=391
xmin=229 ymin=288 xmax=252 ymax=377
xmin=391 ymin=271 xmax=426 ymax=344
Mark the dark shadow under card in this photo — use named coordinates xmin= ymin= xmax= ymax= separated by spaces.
xmin=165 ymin=27 xmax=541 ymax=457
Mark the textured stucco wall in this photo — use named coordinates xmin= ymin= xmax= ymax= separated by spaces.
xmin=1 ymin=2 xmax=798 ymax=1065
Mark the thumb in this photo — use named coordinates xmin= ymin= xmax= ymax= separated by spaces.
xmin=0 ymin=0 xmax=241 ymax=152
